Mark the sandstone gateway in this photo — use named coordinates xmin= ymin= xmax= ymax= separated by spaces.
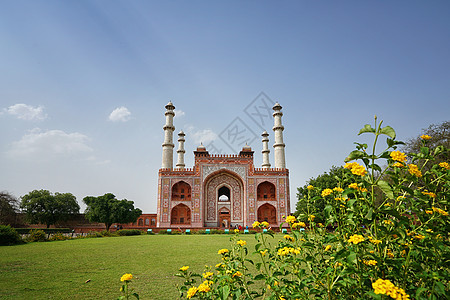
xmin=157 ymin=102 xmax=290 ymax=228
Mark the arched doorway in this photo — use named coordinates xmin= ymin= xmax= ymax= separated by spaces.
xmin=204 ymin=171 xmax=244 ymax=227
xmin=171 ymin=204 xmax=191 ymax=225
xmin=218 ymin=207 xmax=231 ymax=228
xmin=172 ymin=181 xmax=191 ymax=201
xmin=257 ymin=203 xmax=277 ymax=224
xmin=257 ymin=181 xmax=276 ymax=201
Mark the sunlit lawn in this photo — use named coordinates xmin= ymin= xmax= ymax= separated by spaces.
xmin=0 ymin=234 xmax=266 ymax=299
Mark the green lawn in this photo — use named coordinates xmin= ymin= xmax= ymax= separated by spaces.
xmin=0 ymin=234 xmax=264 ymax=299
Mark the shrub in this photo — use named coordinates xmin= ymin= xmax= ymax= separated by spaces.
xmin=117 ymin=229 xmax=142 ymax=236
xmin=27 ymin=229 xmax=47 ymax=242
xmin=99 ymin=230 xmax=117 ymax=237
xmin=0 ymin=225 xmax=22 ymax=245
xmin=175 ymin=118 xmax=449 ymax=299
xmin=49 ymin=232 xmax=70 ymax=241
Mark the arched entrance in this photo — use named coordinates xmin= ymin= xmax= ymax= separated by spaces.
xmin=257 ymin=203 xmax=277 ymax=224
xmin=171 ymin=204 xmax=191 ymax=225
xmin=257 ymin=181 xmax=276 ymax=201
xmin=204 ymin=170 xmax=244 ymax=227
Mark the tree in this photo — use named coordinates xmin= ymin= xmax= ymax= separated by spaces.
xmin=295 ymin=166 xmax=345 ymax=222
xmin=0 ymin=191 xmax=19 ymax=225
xmin=20 ymin=190 xmax=80 ymax=228
xmin=83 ymin=193 xmax=142 ymax=231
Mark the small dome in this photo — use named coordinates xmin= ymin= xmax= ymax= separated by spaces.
xmin=242 ymin=143 xmax=252 ymax=151
xmin=197 ymin=143 xmax=206 ymax=151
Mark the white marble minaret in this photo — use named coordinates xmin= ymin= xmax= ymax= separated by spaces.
xmin=261 ymin=131 xmax=271 ymax=169
xmin=176 ymin=130 xmax=186 ymax=169
xmin=272 ymin=102 xmax=286 ymax=169
xmin=161 ymin=101 xmax=175 ymax=169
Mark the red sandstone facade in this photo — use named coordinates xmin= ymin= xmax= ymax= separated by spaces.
xmin=156 ymin=101 xmax=290 ymax=228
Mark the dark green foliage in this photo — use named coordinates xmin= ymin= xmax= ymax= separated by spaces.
xmin=117 ymin=229 xmax=142 ymax=236
xmin=14 ymin=228 xmax=71 ymax=234
xmin=27 ymin=229 xmax=47 ymax=242
xmin=20 ymin=190 xmax=80 ymax=228
xmin=0 ymin=225 xmax=22 ymax=245
xmin=49 ymin=233 xmax=70 ymax=241
xmin=295 ymin=166 xmax=345 ymax=222
xmin=0 ymin=192 xmax=19 ymax=226
xmin=83 ymin=193 xmax=142 ymax=231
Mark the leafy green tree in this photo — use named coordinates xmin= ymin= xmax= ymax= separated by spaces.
xmin=0 ymin=191 xmax=19 ymax=225
xmin=83 ymin=193 xmax=142 ymax=231
xmin=295 ymin=166 xmax=345 ymax=222
xmin=20 ymin=190 xmax=80 ymax=228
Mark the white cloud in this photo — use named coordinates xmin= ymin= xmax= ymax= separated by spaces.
xmin=8 ymin=128 xmax=93 ymax=160
xmin=185 ymin=125 xmax=218 ymax=144
xmin=109 ymin=107 xmax=131 ymax=122
xmin=6 ymin=103 xmax=47 ymax=121
xmin=174 ymin=109 xmax=185 ymax=118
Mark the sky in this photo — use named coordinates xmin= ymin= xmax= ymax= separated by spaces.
xmin=1 ymin=1 xmax=449 ymax=214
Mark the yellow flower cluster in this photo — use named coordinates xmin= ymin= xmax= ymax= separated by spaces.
xmin=309 ymin=215 xmax=315 ymax=222
xmin=345 ymin=161 xmax=367 ymax=176
xmin=408 ymin=164 xmax=422 ymax=177
xmin=383 ymin=220 xmax=394 ymax=226
xmin=180 ymin=266 xmax=189 ymax=272
xmin=284 ymin=235 xmax=295 ymax=241
xmin=277 ymin=246 xmax=300 ymax=256
xmin=187 ymin=286 xmax=197 ymax=299
xmin=218 ymin=249 xmax=229 ymax=255
xmin=120 ymin=273 xmax=133 ymax=282
xmin=333 ymin=187 xmax=344 ymax=193
xmin=392 ymin=162 xmax=404 ymax=168
xmin=420 ymin=134 xmax=431 ymax=140
xmin=285 ymin=215 xmax=296 ymax=223
xmin=369 ymin=237 xmax=382 ymax=245
xmin=439 ymin=162 xmax=449 ymax=169
xmin=261 ymin=221 xmax=269 ymax=227
xmin=197 ymin=281 xmax=211 ymax=293
xmin=362 ymin=259 xmax=377 ymax=266
xmin=421 ymin=190 xmax=436 ymax=198
xmin=252 ymin=221 xmax=260 ymax=228
xmin=237 ymin=240 xmax=247 ymax=246
xmin=348 ymin=234 xmax=365 ymax=245
xmin=260 ymin=249 xmax=267 ymax=256
xmin=215 ymin=263 xmax=224 ymax=268
xmin=232 ymin=271 xmax=242 ymax=278
xmin=324 ymin=245 xmax=332 ymax=252
xmin=372 ymin=278 xmax=410 ymax=299
xmin=425 ymin=210 xmax=433 ymax=214
xmin=390 ymin=151 xmax=407 ymax=163
xmin=432 ymin=207 xmax=448 ymax=216
xmin=292 ymin=222 xmax=306 ymax=228
xmin=234 ymin=229 xmax=240 ymax=233
xmin=414 ymin=234 xmax=425 ymax=240
xmin=307 ymin=185 xmax=314 ymax=190
xmin=202 ymin=271 xmax=213 ymax=278
xmin=321 ymin=188 xmax=333 ymax=197
xmin=348 ymin=183 xmax=368 ymax=192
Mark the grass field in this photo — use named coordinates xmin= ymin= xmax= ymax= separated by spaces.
xmin=0 ymin=234 xmax=265 ymax=299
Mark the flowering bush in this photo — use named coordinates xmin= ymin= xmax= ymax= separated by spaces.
xmin=176 ymin=118 xmax=449 ymax=299
xmin=118 ymin=273 xmax=139 ymax=300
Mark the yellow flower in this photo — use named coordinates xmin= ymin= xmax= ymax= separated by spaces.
xmin=237 ymin=240 xmax=247 ymax=246
xmin=292 ymin=221 xmax=306 ymax=228
xmin=344 ymin=162 xmax=359 ymax=170
xmin=387 ymin=250 xmax=394 ymax=258
xmin=120 ymin=273 xmax=133 ymax=282
xmin=218 ymin=249 xmax=229 ymax=255
xmin=260 ymin=250 xmax=268 ymax=256
xmin=317 ymin=223 xmax=324 ymax=227
xmin=284 ymin=235 xmax=295 ymax=241
xmin=308 ymin=215 xmax=315 ymax=222
xmin=335 ymin=262 xmax=343 ymax=267
xmin=383 ymin=219 xmax=394 ymax=226
xmin=369 ymin=237 xmax=382 ymax=245
xmin=351 ymin=163 xmax=367 ymax=176
xmin=202 ymin=271 xmax=213 ymax=278
xmin=285 ymin=215 xmax=296 ymax=223
xmin=432 ymin=207 xmax=448 ymax=216
xmin=360 ymin=188 xmax=368 ymax=192
xmin=393 ymin=162 xmax=404 ymax=168
xmin=372 ymin=278 xmax=410 ymax=300
xmin=422 ymin=191 xmax=436 ymax=198
xmin=252 ymin=221 xmax=260 ymax=228
xmin=198 ymin=281 xmax=211 ymax=293
xmin=324 ymin=245 xmax=332 ymax=252
xmin=180 ymin=266 xmax=189 ymax=272
xmin=415 ymin=234 xmax=425 ymax=240
xmin=408 ymin=164 xmax=422 ymax=177
xmin=307 ymin=185 xmax=314 ymax=190
xmin=261 ymin=221 xmax=269 ymax=228
xmin=215 ymin=263 xmax=224 ymax=268
xmin=333 ymin=187 xmax=344 ymax=193
xmin=390 ymin=151 xmax=407 ymax=163
xmin=232 ymin=271 xmax=242 ymax=277
xmin=425 ymin=210 xmax=433 ymax=214
xmin=362 ymin=260 xmax=377 ymax=266
xmin=420 ymin=134 xmax=431 ymax=140
xmin=348 ymin=234 xmax=364 ymax=245
xmin=321 ymin=188 xmax=333 ymax=197
xmin=234 ymin=229 xmax=240 ymax=233
xmin=187 ymin=286 xmax=198 ymax=299
xmin=439 ymin=162 xmax=449 ymax=169
xmin=348 ymin=183 xmax=358 ymax=189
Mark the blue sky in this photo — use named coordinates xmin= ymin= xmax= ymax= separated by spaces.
xmin=1 ymin=1 xmax=449 ymax=213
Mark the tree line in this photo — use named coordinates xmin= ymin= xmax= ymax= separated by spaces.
xmin=0 ymin=190 xmax=142 ymax=231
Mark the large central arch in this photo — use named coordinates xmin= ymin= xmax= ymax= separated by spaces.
xmin=203 ymin=170 xmax=244 ymax=227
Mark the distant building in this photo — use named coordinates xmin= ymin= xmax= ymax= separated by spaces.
xmin=157 ymin=102 xmax=290 ymax=228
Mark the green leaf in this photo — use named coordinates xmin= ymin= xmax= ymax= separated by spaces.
xmin=365 ymin=208 xmax=373 ymax=220
xmin=358 ymin=124 xmax=376 ymax=135
xmin=377 ymin=180 xmax=394 ymax=199
xmin=344 ymin=150 xmax=366 ymax=162
xmin=254 ymin=274 xmax=265 ymax=280
xmin=380 ymin=126 xmax=396 ymax=139
xmin=434 ymin=145 xmax=444 ymax=156
xmin=132 ymin=293 xmax=140 ymax=299
xmin=347 ymin=252 xmax=357 ymax=264
xmin=420 ymin=146 xmax=429 ymax=156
